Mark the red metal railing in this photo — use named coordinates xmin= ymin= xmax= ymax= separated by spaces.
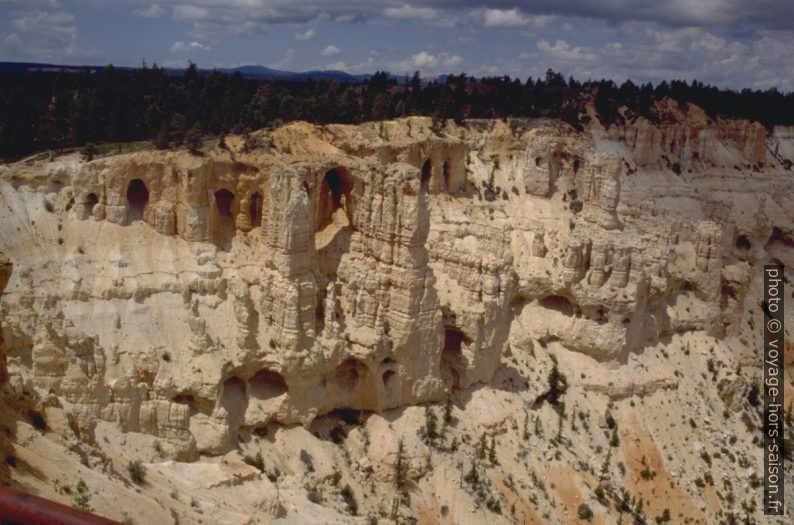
xmin=0 ymin=486 xmax=120 ymax=525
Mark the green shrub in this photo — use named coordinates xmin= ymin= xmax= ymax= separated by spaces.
xmin=72 ymin=479 xmax=93 ymax=513
xmin=127 ymin=459 xmax=146 ymax=484
xmin=340 ymin=484 xmax=358 ymax=515
xmin=243 ymin=451 xmax=265 ymax=472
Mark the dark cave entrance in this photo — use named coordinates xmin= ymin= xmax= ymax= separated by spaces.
xmin=214 ymin=188 xmax=236 ymax=246
xmin=85 ymin=193 xmax=99 ymax=213
xmin=317 ymin=168 xmax=353 ymax=232
xmin=249 ymin=191 xmax=263 ymax=229
xmin=126 ymin=179 xmax=149 ymax=222
xmin=442 ymin=327 xmax=470 ymax=389
xmin=421 ymin=160 xmax=432 ymax=191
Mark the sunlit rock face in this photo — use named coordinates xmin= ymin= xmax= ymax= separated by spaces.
xmin=1 ymin=107 xmax=792 ymax=460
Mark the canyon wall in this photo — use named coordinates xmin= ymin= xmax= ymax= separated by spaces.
xmin=0 ymin=107 xmax=792 ymax=461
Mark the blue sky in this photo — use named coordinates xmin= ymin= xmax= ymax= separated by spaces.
xmin=1 ymin=1 xmax=793 ymax=89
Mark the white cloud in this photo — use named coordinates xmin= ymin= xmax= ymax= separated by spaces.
xmin=325 ymin=61 xmax=347 ymax=70
xmin=444 ymin=54 xmax=463 ymax=67
xmin=321 ymin=44 xmax=340 ymax=56
xmin=169 ymin=40 xmax=209 ymax=53
xmin=383 ymin=4 xmax=439 ymax=21
xmin=131 ymin=4 xmax=165 ymax=18
xmin=273 ymin=48 xmax=295 ymax=69
xmin=536 ymin=39 xmax=598 ymax=62
xmin=0 ymin=1 xmax=79 ymax=61
xmin=411 ymin=51 xmax=437 ymax=67
xmin=481 ymin=8 xmax=556 ymax=28
xmin=390 ymin=51 xmax=464 ymax=72
xmin=295 ymin=28 xmax=316 ymax=41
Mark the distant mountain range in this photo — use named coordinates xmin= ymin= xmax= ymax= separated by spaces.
xmin=0 ymin=61 xmax=394 ymax=83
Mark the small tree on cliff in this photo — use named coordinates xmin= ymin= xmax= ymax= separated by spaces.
xmin=185 ymin=123 xmax=203 ymax=154
xmin=394 ymin=439 xmax=407 ymax=489
xmin=547 ymin=355 xmax=568 ymax=405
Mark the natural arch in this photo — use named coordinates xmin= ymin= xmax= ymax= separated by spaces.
xmin=126 ymin=179 xmax=149 ymax=222
xmin=249 ymin=191 xmax=263 ymax=229
xmin=442 ymin=327 xmax=470 ymax=389
xmin=421 ymin=160 xmax=432 ymax=191
xmin=248 ymin=369 xmax=287 ymax=400
xmin=317 ymin=168 xmax=353 ymax=232
xmin=539 ymin=295 xmax=575 ymax=316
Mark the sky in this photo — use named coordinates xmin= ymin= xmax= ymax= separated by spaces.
xmin=1 ymin=1 xmax=794 ymax=90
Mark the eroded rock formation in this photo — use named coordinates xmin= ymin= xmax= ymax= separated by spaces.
xmin=0 ymin=108 xmax=792 ymax=483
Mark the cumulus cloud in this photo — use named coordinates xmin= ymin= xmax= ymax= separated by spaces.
xmin=383 ymin=4 xmax=439 ymax=21
xmin=390 ymin=51 xmax=464 ymax=72
xmin=0 ymin=0 xmax=79 ymax=61
xmin=131 ymin=4 xmax=165 ymax=18
xmin=321 ymin=44 xmax=340 ymax=56
xmin=295 ymin=28 xmax=316 ymax=41
xmin=481 ymin=8 xmax=556 ymax=28
xmin=169 ymin=40 xmax=209 ymax=52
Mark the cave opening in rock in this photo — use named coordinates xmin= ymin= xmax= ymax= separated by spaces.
xmin=443 ymin=160 xmax=450 ymax=191
xmin=735 ymin=234 xmax=751 ymax=251
xmin=334 ymin=358 xmax=365 ymax=391
xmin=214 ymin=188 xmax=236 ymax=246
xmin=85 ymin=193 xmax=99 ymax=212
xmin=539 ymin=295 xmax=575 ymax=316
xmin=421 ymin=160 xmax=432 ymax=191
xmin=249 ymin=191 xmax=263 ymax=229
xmin=126 ymin=178 xmax=149 ymax=222
xmin=442 ymin=327 xmax=470 ymax=389
xmin=248 ymin=369 xmax=288 ymax=400
xmin=173 ymin=392 xmax=213 ymax=416
xmin=221 ymin=376 xmax=247 ymax=413
xmin=317 ymin=168 xmax=352 ymax=232
xmin=382 ymin=370 xmax=396 ymax=388
xmin=215 ymin=189 xmax=235 ymax=222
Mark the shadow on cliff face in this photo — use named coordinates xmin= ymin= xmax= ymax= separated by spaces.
xmin=314 ymin=168 xmax=354 ymax=279
xmin=0 ymin=391 xmax=47 ymax=487
xmin=214 ymin=188 xmax=236 ymax=251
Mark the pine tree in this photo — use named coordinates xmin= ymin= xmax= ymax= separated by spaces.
xmin=394 ymin=439 xmax=407 ymax=488
xmin=424 ymin=405 xmax=438 ymax=444
xmin=488 ymin=436 xmax=498 ymax=465
xmin=547 ymin=355 xmax=567 ymax=405
xmin=72 ymin=479 xmax=93 ymax=513
xmin=443 ymin=395 xmax=453 ymax=424
xmin=185 ymin=123 xmax=203 ymax=154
